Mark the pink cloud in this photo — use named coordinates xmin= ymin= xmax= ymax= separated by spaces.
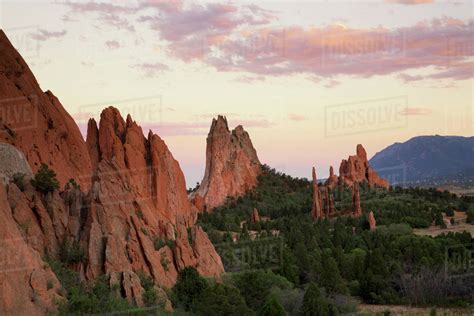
xmin=397 ymin=73 xmax=425 ymax=82
xmin=399 ymin=107 xmax=433 ymax=115
xmin=61 ymin=2 xmax=472 ymax=82
xmin=31 ymin=29 xmax=67 ymax=41
xmin=105 ymin=40 xmax=120 ymax=49
xmin=288 ymin=114 xmax=308 ymax=122
xmin=196 ymin=18 xmax=473 ymax=81
xmin=386 ymin=0 xmax=434 ymax=4
xmin=62 ymin=1 xmax=138 ymax=14
xmin=235 ymin=75 xmax=266 ymax=83
xmin=131 ymin=62 xmax=170 ymax=77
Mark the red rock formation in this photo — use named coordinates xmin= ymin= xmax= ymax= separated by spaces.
xmin=323 ymin=186 xmax=336 ymax=217
xmin=252 ymin=208 xmax=260 ymax=223
xmin=368 ymin=211 xmax=376 ymax=231
xmin=352 ymin=183 xmax=362 ymax=218
xmin=328 ymin=144 xmax=389 ymax=189
xmin=311 ymin=167 xmax=323 ymax=220
xmin=326 ymin=166 xmax=338 ymax=188
xmin=0 ymin=30 xmax=92 ymax=190
xmin=0 ymin=183 xmax=63 ymax=315
xmin=84 ymin=107 xmax=224 ymax=291
xmin=190 ymin=115 xmax=261 ymax=212
xmin=0 ymin=30 xmax=224 ymax=312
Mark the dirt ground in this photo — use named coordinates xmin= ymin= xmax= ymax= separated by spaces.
xmin=413 ymin=211 xmax=474 ymax=238
xmin=359 ymin=304 xmax=474 ymax=315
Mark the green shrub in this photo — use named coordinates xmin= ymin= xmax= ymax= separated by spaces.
xmin=67 ymin=178 xmax=80 ymax=190
xmin=138 ymin=271 xmax=157 ymax=307
xmin=467 ymin=209 xmax=474 ymax=224
xmin=153 ymin=237 xmax=174 ymax=251
xmin=31 ymin=163 xmax=59 ymax=193
xmin=160 ymin=253 xmax=169 ymax=272
xmin=445 ymin=208 xmax=455 ymax=217
xmin=59 ymin=240 xmax=85 ymax=264
xmin=12 ymin=172 xmax=26 ymax=191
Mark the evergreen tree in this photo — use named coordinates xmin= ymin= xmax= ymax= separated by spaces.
xmin=301 ymin=283 xmax=329 ymax=316
xmin=195 ymin=283 xmax=253 ymax=316
xmin=172 ymin=267 xmax=208 ymax=311
xmin=258 ymin=297 xmax=287 ymax=316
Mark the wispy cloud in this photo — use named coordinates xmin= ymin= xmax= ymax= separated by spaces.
xmin=399 ymin=107 xmax=433 ymax=116
xmin=105 ymin=40 xmax=121 ymax=49
xmin=397 ymin=73 xmax=425 ymax=82
xmin=131 ymin=62 xmax=170 ymax=77
xmin=288 ymin=113 xmax=308 ymax=122
xmin=235 ymin=75 xmax=266 ymax=83
xmin=31 ymin=29 xmax=67 ymax=41
xmin=199 ymin=18 xmax=473 ymax=81
xmin=385 ymin=0 xmax=434 ymax=5
xmin=60 ymin=1 xmax=473 ymax=83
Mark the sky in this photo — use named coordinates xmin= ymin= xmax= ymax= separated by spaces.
xmin=0 ymin=0 xmax=472 ymax=187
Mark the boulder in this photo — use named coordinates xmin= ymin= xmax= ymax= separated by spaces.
xmin=0 ymin=143 xmax=32 ymax=184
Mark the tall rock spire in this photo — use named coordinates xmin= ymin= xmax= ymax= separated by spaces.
xmin=190 ymin=115 xmax=261 ymax=212
xmin=311 ymin=167 xmax=323 ymax=220
xmin=352 ymin=183 xmax=362 ymax=218
xmin=368 ymin=211 xmax=377 ymax=231
xmin=324 ymin=186 xmax=336 ymax=216
xmin=326 ymin=165 xmax=339 ymax=188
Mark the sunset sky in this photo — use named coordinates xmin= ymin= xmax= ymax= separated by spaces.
xmin=1 ymin=0 xmax=472 ymax=186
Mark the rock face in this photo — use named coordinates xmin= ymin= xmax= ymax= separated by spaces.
xmin=352 ymin=183 xmax=362 ymax=218
xmin=190 ymin=115 xmax=261 ymax=212
xmin=322 ymin=187 xmax=336 ymax=217
xmin=326 ymin=166 xmax=338 ymax=188
xmin=0 ymin=31 xmax=224 ymax=313
xmin=0 ymin=149 xmax=62 ymax=315
xmin=0 ymin=143 xmax=33 ymax=184
xmin=83 ymin=107 xmax=224 ymax=290
xmin=252 ymin=208 xmax=260 ymax=223
xmin=311 ymin=167 xmax=323 ymax=220
xmin=368 ymin=211 xmax=376 ymax=231
xmin=0 ymin=30 xmax=92 ymax=190
xmin=327 ymin=144 xmax=389 ymax=189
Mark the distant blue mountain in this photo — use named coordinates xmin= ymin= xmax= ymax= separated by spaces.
xmin=369 ymin=135 xmax=474 ymax=185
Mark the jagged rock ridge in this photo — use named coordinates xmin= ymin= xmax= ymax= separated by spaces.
xmin=0 ymin=30 xmax=92 ymax=190
xmin=0 ymin=30 xmax=223 ymax=314
xmin=190 ymin=115 xmax=261 ymax=212
xmin=326 ymin=144 xmax=389 ymax=189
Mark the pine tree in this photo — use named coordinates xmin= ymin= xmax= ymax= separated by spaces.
xmin=258 ymin=297 xmax=286 ymax=316
xmin=301 ymin=283 xmax=329 ymax=316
